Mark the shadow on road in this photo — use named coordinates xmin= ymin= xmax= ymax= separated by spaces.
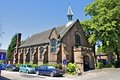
xmin=0 ymin=76 xmax=10 ymax=80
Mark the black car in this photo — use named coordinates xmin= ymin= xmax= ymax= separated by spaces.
xmin=35 ymin=65 xmax=63 ymax=77
xmin=5 ymin=64 xmax=19 ymax=71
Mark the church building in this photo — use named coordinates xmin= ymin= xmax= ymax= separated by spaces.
xmin=13 ymin=6 xmax=95 ymax=71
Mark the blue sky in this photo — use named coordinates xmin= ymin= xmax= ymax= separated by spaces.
xmin=0 ymin=0 xmax=93 ymax=49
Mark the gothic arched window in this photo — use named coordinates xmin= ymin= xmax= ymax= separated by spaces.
xmin=39 ymin=47 xmax=44 ymax=59
xmin=50 ymin=38 xmax=57 ymax=52
xmin=75 ymin=32 xmax=81 ymax=47
xmin=31 ymin=47 xmax=34 ymax=54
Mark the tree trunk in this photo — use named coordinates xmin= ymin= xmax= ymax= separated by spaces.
xmin=92 ymin=43 xmax=96 ymax=67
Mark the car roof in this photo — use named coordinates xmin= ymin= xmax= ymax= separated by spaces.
xmin=39 ymin=65 xmax=55 ymax=68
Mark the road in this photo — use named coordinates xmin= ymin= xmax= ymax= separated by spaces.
xmin=0 ymin=68 xmax=120 ymax=80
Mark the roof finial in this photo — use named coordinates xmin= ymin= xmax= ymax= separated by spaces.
xmin=67 ymin=6 xmax=73 ymax=21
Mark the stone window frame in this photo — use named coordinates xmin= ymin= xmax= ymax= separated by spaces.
xmin=30 ymin=47 xmax=34 ymax=60
xmin=75 ymin=31 xmax=81 ymax=47
xmin=50 ymin=38 xmax=57 ymax=52
xmin=30 ymin=47 xmax=35 ymax=54
xmin=39 ymin=47 xmax=44 ymax=59
xmin=24 ymin=48 xmax=27 ymax=54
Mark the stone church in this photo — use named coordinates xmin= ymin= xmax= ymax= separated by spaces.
xmin=13 ymin=6 xmax=95 ymax=71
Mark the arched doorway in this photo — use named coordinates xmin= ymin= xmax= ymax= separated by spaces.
xmin=83 ymin=55 xmax=90 ymax=71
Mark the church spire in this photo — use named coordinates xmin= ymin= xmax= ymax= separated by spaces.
xmin=67 ymin=6 xmax=73 ymax=21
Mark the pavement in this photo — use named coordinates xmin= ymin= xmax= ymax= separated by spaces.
xmin=0 ymin=68 xmax=120 ymax=80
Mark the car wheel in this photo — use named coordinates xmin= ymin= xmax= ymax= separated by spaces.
xmin=36 ymin=71 xmax=39 ymax=75
xmin=26 ymin=70 xmax=29 ymax=74
xmin=50 ymin=72 xmax=54 ymax=77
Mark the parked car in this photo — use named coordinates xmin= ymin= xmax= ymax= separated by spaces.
xmin=19 ymin=64 xmax=35 ymax=73
xmin=35 ymin=65 xmax=63 ymax=77
xmin=1 ymin=64 xmax=8 ymax=70
xmin=5 ymin=64 xmax=19 ymax=71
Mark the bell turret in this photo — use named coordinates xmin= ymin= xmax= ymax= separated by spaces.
xmin=67 ymin=6 xmax=73 ymax=21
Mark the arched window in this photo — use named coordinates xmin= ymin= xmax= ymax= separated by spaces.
xmin=75 ymin=32 xmax=81 ymax=46
xmin=30 ymin=47 xmax=34 ymax=60
xmin=31 ymin=47 xmax=34 ymax=54
xmin=50 ymin=38 xmax=57 ymax=52
xmin=39 ymin=47 xmax=44 ymax=59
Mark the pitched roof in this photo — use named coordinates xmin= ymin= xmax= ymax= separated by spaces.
xmin=19 ymin=21 xmax=76 ymax=48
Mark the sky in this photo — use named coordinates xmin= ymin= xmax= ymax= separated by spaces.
xmin=0 ymin=0 xmax=93 ymax=50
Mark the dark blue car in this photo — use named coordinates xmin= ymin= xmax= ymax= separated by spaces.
xmin=5 ymin=64 xmax=19 ymax=71
xmin=35 ymin=65 xmax=63 ymax=77
xmin=1 ymin=64 xmax=8 ymax=70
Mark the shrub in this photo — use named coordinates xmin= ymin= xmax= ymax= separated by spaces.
xmin=30 ymin=64 xmax=38 ymax=68
xmin=0 ymin=60 xmax=4 ymax=64
xmin=115 ymin=60 xmax=120 ymax=68
xmin=26 ymin=63 xmax=38 ymax=68
xmin=15 ymin=63 xmax=21 ymax=68
xmin=105 ymin=63 xmax=113 ymax=68
xmin=66 ymin=63 xmax=77 ymax=75
xmin=96 ymin=62 xmax=104 ymax=69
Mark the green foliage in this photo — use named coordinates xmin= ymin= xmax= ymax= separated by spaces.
xmin=30 ymin=64 xmax=38 ymax=68
xmin=0 ymin=60 xmax=4 ymax=64
xmin=7 ymin=34 xmax=17 ymax=60
xmin=66 ymin=63 xmax=77 ymax=75
xmin=25 ymin=63 xmax=38 ymax=68
xmin=96 ymin=62 xmax=104 ymax=69
xmin=114 ymin=60 xmax=120 ymax=68
xmin=104 ymin=63 xmax=114 ymax=68
xmin=15 ymin=63 xmax=22 ymax=68
xmin=82 ymin=0 xmax=120 ymax=61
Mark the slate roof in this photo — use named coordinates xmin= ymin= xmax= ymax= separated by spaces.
xmin=19 ymin=21 xmax=76 ymax=48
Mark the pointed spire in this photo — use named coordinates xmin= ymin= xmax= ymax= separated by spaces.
xmin=67 ymin=6 xmax=73 ymax=21
xmin=67 ymin=6 xmax=73 ymax=15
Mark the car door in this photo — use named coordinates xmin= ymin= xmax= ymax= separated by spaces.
xmin=44 ymin=66 xmax=50 ymax=75
xmin=20 ymin=65 xmax=23 ymax=72
xmin=23 ymin=65 xmax=27 ymax=72
xmin=39 ymin=66 xmax=44 ymax=75
xmin=22 ymin=65 xmax=26 ymax=72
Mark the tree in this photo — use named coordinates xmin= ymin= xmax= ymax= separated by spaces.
xmin=7 ymin=34 xmax=17 ymax=60
xmin=82 ymin=0 xmax=120 ymax=62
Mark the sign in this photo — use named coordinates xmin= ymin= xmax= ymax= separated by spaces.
xmin=0 ymin=52 xmax=6 ymax=60
xmin=63 ymin=59 xmax=67 ymax=65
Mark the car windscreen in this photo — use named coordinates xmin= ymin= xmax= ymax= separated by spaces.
xmin=48 ymin=66 xmax=55 ymax=69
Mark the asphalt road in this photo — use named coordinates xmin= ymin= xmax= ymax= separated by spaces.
xmin=0 ymin=68 xmax=120 ymax=80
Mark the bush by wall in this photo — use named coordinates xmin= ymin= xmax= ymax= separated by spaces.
xmin=96 ymin=62 xmax=104 ymax=69
xmin=114 ymin=60 xmax=120 ymax=68
xmin=104 ymin=63 xmax=114 ymax=68
xmin=15 ymin=63 xmax=21 ymax=68
xmin=66 ymin=63 xmax=77 ymax=75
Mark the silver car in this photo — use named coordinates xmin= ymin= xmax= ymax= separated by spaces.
xmin=19 ymin=64 xmax=35 ymax=73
